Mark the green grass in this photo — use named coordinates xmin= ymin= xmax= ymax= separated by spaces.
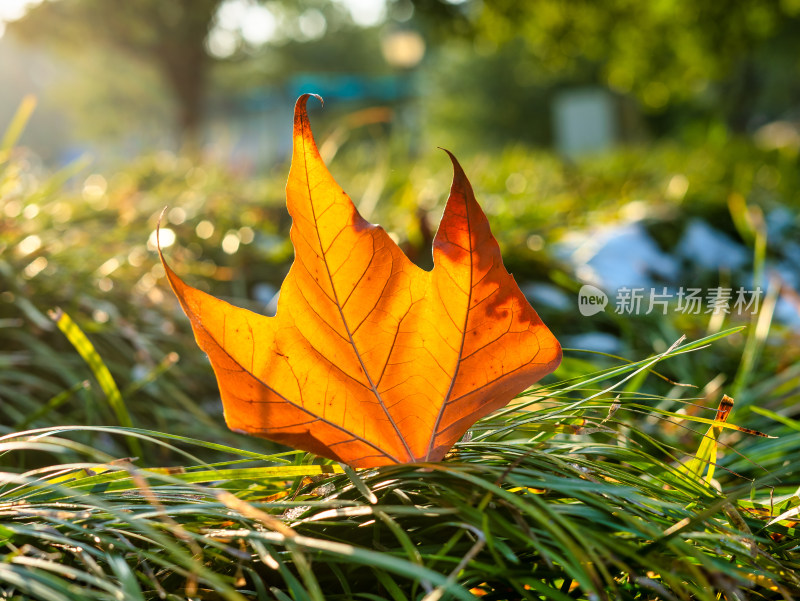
xmin=2 ymin=330 xmax=799 ymax=599
xmin=2 ymin=101 xmax=800 ymax=599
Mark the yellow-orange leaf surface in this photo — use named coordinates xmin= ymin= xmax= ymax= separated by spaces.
xmin=161 ymin=95 xmax=561 ymax=467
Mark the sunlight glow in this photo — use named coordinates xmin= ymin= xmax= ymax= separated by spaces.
xmin=82 ymin=174 xmax=107 ymax=202
xmin=0 ymin=0 xmax=41 ymax=22
xmin=239 ymin=4 xmax=276 ymax=46
xmin=381 ymin=29 xmax=425 ymax=68
xmin=209 ymin=0 xmax=277 ymax=57
xmin=149 ymin=228 xmax=175 ymax=250
xmin=298 ymin=9 xmax=327 ymax=41
xmin=0 ymin=0 xmax=42 ymax=38
xmin=196 ymin=220 xmax=215 ymax=240
xmin=207 ymin=27 xmax=238 ymax=59
xmin=222 ymin=231 xmax=240 ymax=254
xmin=208 ymin=0 xmax=388 ymax=56
xmin=336 ymin=0 xmax=386 ymax=27
xmin=17 ymin=234 xmax=41 ymax=256
xmin=23 ymin=256 xmax=47 ymax=279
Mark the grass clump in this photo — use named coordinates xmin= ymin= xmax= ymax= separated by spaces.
xmin=2 ymin=102 xmax=800 ymax=599
xmin=2 ymin=332 xmax=800 ymax=599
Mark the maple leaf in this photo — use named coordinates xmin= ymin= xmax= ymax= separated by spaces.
xmin=160 ymin=94 xmax=561 ymax=468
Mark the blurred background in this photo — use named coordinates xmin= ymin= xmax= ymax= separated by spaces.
xmin=5 ymin=0 xmax=800 ymax=163
xmin=1 ymin=0 xmax=799 ymax=459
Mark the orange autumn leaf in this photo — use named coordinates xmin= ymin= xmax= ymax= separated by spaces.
xmin=160 ymin=94 xmax=561 ymax=468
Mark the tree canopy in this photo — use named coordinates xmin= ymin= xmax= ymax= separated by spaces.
xmin=411 ymin=0 xmax=800 ymax=132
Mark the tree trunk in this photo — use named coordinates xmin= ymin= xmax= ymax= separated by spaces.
xmin=151 ymin=0 xmax=219 ymax=153
xmin=160 ymin=51 xmax=208 ymax=153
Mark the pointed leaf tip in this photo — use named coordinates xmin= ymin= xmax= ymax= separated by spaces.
xmin=295 ymin=93 xmax=324 ymax=113
xmin=156 ymin=206 xmax=169 ymax=262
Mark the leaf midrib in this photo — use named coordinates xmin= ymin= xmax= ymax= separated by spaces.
xmin=300 ymin=124 xmax=413 ymax=464
xmin=425 ymin=184 xmax=473 ymax=461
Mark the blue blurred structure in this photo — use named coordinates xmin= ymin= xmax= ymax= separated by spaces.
xmin=208 ymin=72 xmax=414 ymax=169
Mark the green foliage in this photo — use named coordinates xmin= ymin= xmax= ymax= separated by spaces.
xmin=413 ymin=0 xmax=800 ymax=133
